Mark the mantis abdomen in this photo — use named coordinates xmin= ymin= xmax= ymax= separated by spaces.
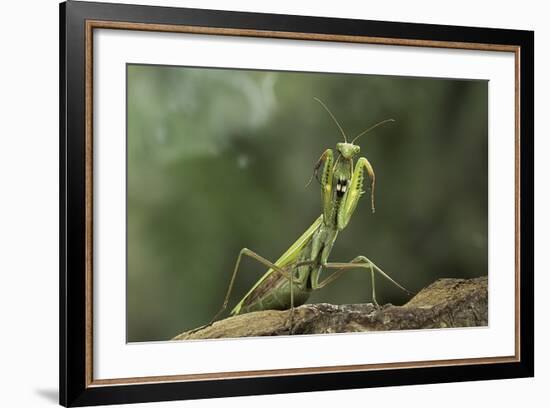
xmin=236 ymin=279 xmax=312 ymax=314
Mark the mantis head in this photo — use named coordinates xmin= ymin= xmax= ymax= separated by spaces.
xmin=313 ymin=96 xmax=395 ymax=157
xmin=336 ymin=142 xmax=360 ymax=159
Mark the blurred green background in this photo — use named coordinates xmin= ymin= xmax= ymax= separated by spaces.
xmin=127 ymin=64 xmax=488 ymax=342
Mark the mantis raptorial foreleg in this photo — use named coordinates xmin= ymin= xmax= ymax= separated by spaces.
xmin=316 ymin=255 xmax=412 ymax=307
xmin=307 ymin=148 xmax=335 ymax=223
xmin=337 ymin=157 xmax=376 ymax=229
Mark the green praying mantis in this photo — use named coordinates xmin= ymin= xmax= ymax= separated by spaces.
xmin=209 ymin=97 xmax=412 ymax=330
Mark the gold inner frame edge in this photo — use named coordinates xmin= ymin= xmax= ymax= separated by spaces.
xmin=84 ymin=19 xmax=522 ymax=388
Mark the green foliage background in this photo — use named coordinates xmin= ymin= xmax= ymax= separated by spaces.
xmin=127 ymin=64 xmax=488 ymax=342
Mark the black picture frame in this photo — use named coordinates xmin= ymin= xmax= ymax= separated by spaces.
xmin=60 ymin=1 xmax=534 ymax=406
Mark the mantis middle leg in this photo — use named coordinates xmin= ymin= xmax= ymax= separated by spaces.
xmin=313 ymin=255 xmax=412 ymax=307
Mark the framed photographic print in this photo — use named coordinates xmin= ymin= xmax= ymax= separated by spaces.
xmin=59 ymin=1 xmax=534 ymax=406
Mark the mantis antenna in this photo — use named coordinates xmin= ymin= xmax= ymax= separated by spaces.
xmin=351 ymin=118 xmax=395 ymax=144
xmin=313 ymin=97 xmax=348 ymax=143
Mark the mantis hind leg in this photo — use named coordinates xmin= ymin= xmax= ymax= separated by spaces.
xmin=183 ymin=250 xmax=305 ymax=337
xmin=209 ymin=248 xmax=302 ymax=325
xmin=315 ymin=255 xmax=413 ymax=307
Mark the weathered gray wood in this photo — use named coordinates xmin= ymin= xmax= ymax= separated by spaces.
xmin=172 ymin=276 xmax=487 ymax=340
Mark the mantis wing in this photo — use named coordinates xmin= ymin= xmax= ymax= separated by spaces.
xmin=230 ymin=215 xmax=323 ymax=315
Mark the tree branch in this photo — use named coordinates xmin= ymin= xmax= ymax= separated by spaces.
xmin=172 ymin=276 xmax=487 ymax=340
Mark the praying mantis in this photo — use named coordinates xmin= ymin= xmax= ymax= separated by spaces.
xmin=209 ymin=97 xmax=412 ymax=330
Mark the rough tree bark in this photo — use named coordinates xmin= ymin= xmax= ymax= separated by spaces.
xmin=172 ymin=276 xmax=487 ymax=340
